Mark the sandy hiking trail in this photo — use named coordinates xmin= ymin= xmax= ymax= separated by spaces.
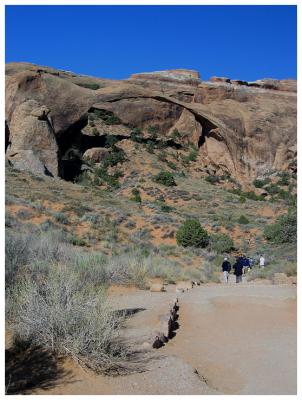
xmin=25 ymin=282 xmax=296 ymax=395
xmin=163 ymin=284 xmax=297 ymax=395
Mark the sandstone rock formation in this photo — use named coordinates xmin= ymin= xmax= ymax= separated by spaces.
xmin=5 ymin=62 xmax=297 ymax=184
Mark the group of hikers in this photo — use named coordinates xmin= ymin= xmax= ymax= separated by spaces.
xmin=221 ymin=254 xmax=266 ymax=283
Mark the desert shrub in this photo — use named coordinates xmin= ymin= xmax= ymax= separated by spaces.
xmin=210 ymin=233 xmax=234 ymax=253
xmin=176 ymin=219 xmax=209 ymax=248
xmin=5 ymin=213 xmax=18 ymax=228
xmin=131 ymin=188 xmax=142 ymax=203
xmin=154 ymin=171 xmax=176 ymax=187
xmin=102 ymin=148 xmax=126 ymax=168
xmin=104 ymin=253 xmax=150 ymax=289
xmin=171 ymin=128 xmax=181 ymax=140
xmin=76 ymin=82 xmax=100 ymax=90
xmin=239 ymin=196 xmax=246 ymax=203
xmin=253 ymin=177 xmax=271 ymax=188
xmin=147 ymin=125 xmax=159 ymax=139
xmin=183 ymin=147 xmax=198 ymax=163
xmin=130 ymin=128 xmax=144 ymax=143
xmin=7 ymin=267 xmax=128 ymax=374
xmin=157 ymin=152 xmax=167 ymax=162
xmin=167 ymin=161 xmax=177 ymax=170
xmin=228 ymin=188 xmax=265 ymax=201
xmin=5 ymin=231 xmax=30 ymax=288
xmin=245 ymin=191 xmax=265 ymax=201
xmin=205 ymin=175 xmax=220 ymax=184
xmin=237 ymin=215 xmax=250 ymax=224
xmin=277 ymin=171 xmax=291 ymax=186
xmin=105 ymin=135 xmax=119 ymax=148
xmin=201 ymin=262 xmax=221 ymax=283
xmin=247 ymin=261 xmax=296 ymax=282
xmin=74 ymin=252 xmax=109 ymax=287
xmin=160 ymin=203 xmax=173 ymax=213
xmin=68 ymin=234 xmax=88 ymax=247
xmin=5 ymin=230 xmax=72 ymax=288
xmin=93 ymin=109 xmax=120 ymax=125
xmin=264 ymin=212 xmax=297 ymax=244
xmin=16 ymin=209 xmax=33 ymax=220
xmin=265 ymin=183 xmax=283 ymax=195
xmin=145 ymin=142 xmax=155 ymax=153
xmin=92 ymin=128 xmax=99 ymax=136
xmin=54 ymin=212 xmax=69 ymax=225
xmin=95 ymin=167 xmax=122 ymax=189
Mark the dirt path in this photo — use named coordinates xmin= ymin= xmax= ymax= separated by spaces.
xmin=163 ymin=284 xmax=297 ymax=395
xmin=29 ymin=282 xmax=296 ymax=395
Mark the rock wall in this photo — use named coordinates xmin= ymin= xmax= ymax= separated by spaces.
xmin=5 ymin=62 xmax=297 ymax=183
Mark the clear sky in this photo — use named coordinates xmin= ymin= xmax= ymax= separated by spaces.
xmin=5 ymin=5 xmax=297 ymax=81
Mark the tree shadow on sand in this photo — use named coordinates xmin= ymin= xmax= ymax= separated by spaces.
xmin=5 ymin=339 xmax=75 ymax=395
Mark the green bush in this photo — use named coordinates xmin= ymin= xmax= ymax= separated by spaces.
xmin=147 ymin=125 xmax=159 ymax=139
xmin=105 ymin=135 xmax=119 ymax=148
xmin=184 ymin=147 xmax=198 ymax=163
xmin=131 ymin=188 xmax=142 ymax=203
xmin=210 ymin=233 xmax=234 ymax=253
xmin=76 ymin=82 xmax=100 ymax=90
xmin=130 ymin=128 xmax=144 ymax=143
xmin=264 ymin=212 xmax=297 ymax=244
xmin=176 ymin=219 xmax=209 ymax=248
xmin=93 ymin=109 xmax=120 ymax=125
xmin=253 ymin=177 xmax=271 ymax=188
xmin=239 ymin=196 xmax=246 ymax=203
xmin=54 ymin=212 xmax=69 ymax=225
xmin=167 ymin=161 xmax=177 ymax=170
xmin=154 ymin=171 xmax=176 ymax=187
xmin=102 ymin=148 xmax=126 ymax=168
xmin=145 ymin=142 xmax=155 ymax=153
xmin=95 ymin=167 xmax=122 ymax=189
xmin=237 ymin=215 xmax=249 ymax=224
xmin=205 ymin=175 xmax=220 ymax=184
xmin=170 ymin=128 xmax=181 ymax=140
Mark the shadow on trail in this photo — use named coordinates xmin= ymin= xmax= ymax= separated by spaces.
xmin=5 ymin=339 xmax=75 ymax=395
xmin=113 ymin=307 xmax=146 ymax=318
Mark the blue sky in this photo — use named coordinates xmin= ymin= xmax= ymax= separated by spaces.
xmin=5 ymin=5 xmax=297 ymax=81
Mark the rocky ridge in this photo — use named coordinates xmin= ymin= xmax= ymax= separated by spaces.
xmin=5 ymin=62 xmax=296 ymax=186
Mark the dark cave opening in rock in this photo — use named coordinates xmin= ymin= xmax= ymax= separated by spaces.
xmin=196 ymin=115 xmax=217 ymax=148
xmin=57 ymin=118 xmax=87 ymax=181
xmin=5 ymin=121 xmax=11 ymax=152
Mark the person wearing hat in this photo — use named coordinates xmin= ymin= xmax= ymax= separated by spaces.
xmin=221 ymin=257 xmax=232 ymax=283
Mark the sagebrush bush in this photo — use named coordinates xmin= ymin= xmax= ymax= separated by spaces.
xmin=131 ymin=188 xmax=142 ymax=203
xmin=5 ymin=230 xmax=72 ymax=288
xmin=264 ymin=212 xmax=297 ymax=244
xmin=7 ymin=266 xmax=128 ymax=374
xmin=176 ymin=219 xmax=209 ymax=248
xmin=205 ymin=175 xmax=220 ymax=184
xmin=154 ymin=171 xmax=176 ymax=187
xmin=76 ymin=82 xmax=100 ymax=90
xmin=210 ymin=233 xmax=234 ymax=253
xmin=238 ymin=215 xmax=249 ymax=224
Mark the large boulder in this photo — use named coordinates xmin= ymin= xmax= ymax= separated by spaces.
xmin=82 ymin=147 xmax=110 ymax=163
xmin=6 ymin=99 xmax=58 ymax=176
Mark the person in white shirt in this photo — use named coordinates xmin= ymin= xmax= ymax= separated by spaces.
xmin=259 ymin=255 xmax=266 ymax=268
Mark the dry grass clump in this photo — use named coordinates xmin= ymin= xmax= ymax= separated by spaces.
xmin=5 ymin=229 xmax=133 ymax=374
xmin=6 ymin=266 xmax=129 ymax=374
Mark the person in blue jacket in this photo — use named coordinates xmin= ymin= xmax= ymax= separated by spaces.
xmin=233 ymin=257 xmax=244 ymax=283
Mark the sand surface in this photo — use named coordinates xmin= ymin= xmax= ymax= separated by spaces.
xmin=163 ymin=284 xmax=297 ymax=395
xmin=12 ymin=282 xmax=296 ymax=395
